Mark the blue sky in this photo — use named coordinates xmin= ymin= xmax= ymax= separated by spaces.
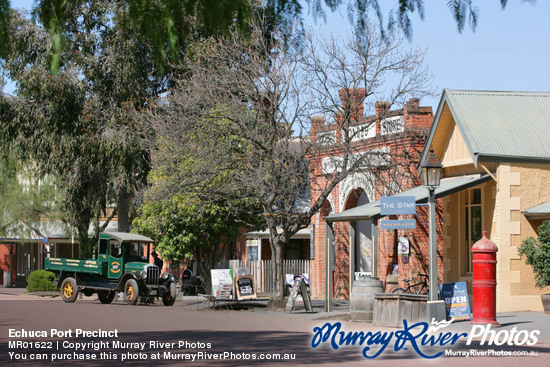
xmin=308 ymin=0 xmax=550 ymax=110
xmin=5 ymin=0 xmax=550 ymax=112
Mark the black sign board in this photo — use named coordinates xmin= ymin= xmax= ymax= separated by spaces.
xmin=235 ymin=275 xmax=256 ymax=300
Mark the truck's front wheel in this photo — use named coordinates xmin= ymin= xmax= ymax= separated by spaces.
xmin=162 ymin=282 xmax=177 ymax=306
xmin=125 ymin=279 xmax=139 ymax=305
xmin=61 ymin=277 xmax=78 ymax=303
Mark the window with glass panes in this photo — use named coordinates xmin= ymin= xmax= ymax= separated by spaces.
xmin=464 ymin=188 xmax=482 ymax=273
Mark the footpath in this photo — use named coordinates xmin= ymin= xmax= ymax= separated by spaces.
xmin=1 ymin=286 xmax=549 ymax=342
xmin=1 ymin=287 xmax=549 ymax=366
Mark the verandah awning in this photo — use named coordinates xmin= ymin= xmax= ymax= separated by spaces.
xmin=523 ymin=200 xmax=550 ymax=219
xmin=325 ymin=173 xmax=493 ymax=222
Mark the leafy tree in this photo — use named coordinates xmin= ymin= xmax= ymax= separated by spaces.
xmin=133 ymin=111 xmax=263 ymax=289
xmin=0 ymin=1 xmax=529 ymax=74
xmin=133 ymin=196 xmax=256 ymax=294
xmin=518 ymin=220 xmax=550 ymax=289
xmin=0 ymin=0 xmax=9 ymax=59
xmin=0 ymin=5 xmax=156 ymax=255
xmin=142 ymin=22 xmax=434 ymax=307
xmin=0 ymin=152 xmax=60 ymax=237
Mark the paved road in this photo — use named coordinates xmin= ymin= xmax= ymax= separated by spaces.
xmin=1 ymin=289 xmax=549 ymax=366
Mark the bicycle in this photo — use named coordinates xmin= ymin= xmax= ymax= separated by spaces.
xmin=391 ymin=273 xmax=429 ymax=295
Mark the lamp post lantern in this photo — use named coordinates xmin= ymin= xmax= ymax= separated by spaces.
xmin=420 ymin=148 xmax=445 ymax=321
xmin=421 ymin=149 xmax=442 ymax=189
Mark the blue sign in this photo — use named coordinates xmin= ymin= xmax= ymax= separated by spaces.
xmin=381 ymin=196 xmax=416 ymax=215
xmin=439 ymin=282 xmax=471 ymax=321
xmin=380 ymin=219 xmax=417 ymax=229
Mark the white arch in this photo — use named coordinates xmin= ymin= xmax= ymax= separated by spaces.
xmin=339 ymin=173 xmax=375 ymax=212
xmin=316 ymin=194 xmax=336 ymax=225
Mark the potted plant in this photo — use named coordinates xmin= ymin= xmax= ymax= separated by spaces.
xmin=518 ymin=219 xmax=550 ymax=314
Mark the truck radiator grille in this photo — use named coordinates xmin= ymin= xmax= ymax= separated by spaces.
xmin=146 ymin=266 xmax=160 ymax=286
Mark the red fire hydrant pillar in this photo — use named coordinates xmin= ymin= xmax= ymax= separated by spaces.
xmin=471 ymin=231 xmax=499 ymax=325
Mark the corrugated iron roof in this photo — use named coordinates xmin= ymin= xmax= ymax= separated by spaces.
xmin=100 ymin=232 xmax=154 ymax=243
xmin=523 ymin=200 xmax=550 ymax=219
xmin=423 ymin=89 xmax=550 ymax=166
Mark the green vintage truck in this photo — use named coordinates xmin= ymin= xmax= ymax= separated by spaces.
xmin=44 ymin=232 xmax=177 ymax=306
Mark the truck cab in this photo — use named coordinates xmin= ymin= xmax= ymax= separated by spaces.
xmin=98 ymin=232 xmax=156 ymax=280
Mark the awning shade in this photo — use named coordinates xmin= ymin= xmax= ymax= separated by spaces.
xmin=523 ymin=200 xmax=550 ymax=219
xmin=325 ymin=174 xmax=493 ymax=222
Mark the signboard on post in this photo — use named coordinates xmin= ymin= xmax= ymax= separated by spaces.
xmin=380 ymin=196 xmax=416 ymax=215
xmin=439 ymin=281 xmax=471 ymax=321
xmin=380 ymin=219 xmax=417 ymax=229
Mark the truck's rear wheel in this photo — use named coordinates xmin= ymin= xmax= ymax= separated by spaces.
xmin=125 ymin=279 xmax=139 ymax=305
xmin=82 ymin=288 xmax=94 ymax=297
xmin=61 ymin=277 xmax=78 ymax=303
xmin=162 ymin=282 xmax=176 ymax=306
xmin=98 ymin=290 xmax=115 ymax=304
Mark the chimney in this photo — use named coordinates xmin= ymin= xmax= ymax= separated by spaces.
xmin=405 ymin=98 xmax=419 ymax=113
xmin=375 ymin=100 xmax=390 ymax=116
xmin=310 ymin=116 xmax=326 ymax=141
xmin=375 ymin=100 xmax=390 ymax=135
xmin=339 ymin=88 xmax=366 ymax=120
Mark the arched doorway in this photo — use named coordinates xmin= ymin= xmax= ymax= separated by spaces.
xmin=343 ymin=188 xmax=374 ymax=277
xmin=355 ymin=191 xmax=373 ymax=274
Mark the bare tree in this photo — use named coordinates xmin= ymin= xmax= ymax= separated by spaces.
xmin=141 ymin=23 xmax=434 ymax=308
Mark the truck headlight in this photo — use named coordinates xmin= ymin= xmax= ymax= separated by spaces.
xmin=140 ymin=270 xmax=147 ymax=279
xmin=161 ymin=272 xmax=169 ymax=280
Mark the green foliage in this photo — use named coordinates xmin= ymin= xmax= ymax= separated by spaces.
xmin=1 ymin=5 xmax=158 ymax=253
xmin=26 ymin=270 xmax=58 ymax=292
xmin=1 ymin=1 xmax=519 ymax=74
xmin=134 ymin=196 xmax=240 ymax=261
xmin=0 ymin=153 xmax=60 ymax=236
xmin=134 ymin=107 xmax=262 ymax=277
xmin=125 ymin=0 xmax=255 ymax=75
xmin=0 ymin=0 xmax=9 ymax=59
xmin=518 ymin=220 xmax=550 ymax=289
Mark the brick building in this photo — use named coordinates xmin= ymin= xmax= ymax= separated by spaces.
xmin=308 ymin=89 xmax=434 ymax=300
xmin=321 ymin=89 xmax=550 ymax=313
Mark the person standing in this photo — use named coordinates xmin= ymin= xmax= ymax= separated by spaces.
xmin=151 ymin=251 xmax=163 ymax=269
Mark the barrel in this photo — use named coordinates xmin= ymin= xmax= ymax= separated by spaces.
xmin=350 ymin=277 xmax=384 ymax=322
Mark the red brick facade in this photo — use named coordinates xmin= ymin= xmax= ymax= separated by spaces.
xmin=0 ymin=244 xmax=15 ymax=286
xmin=308 ymin=89 xmax=443 ymax=299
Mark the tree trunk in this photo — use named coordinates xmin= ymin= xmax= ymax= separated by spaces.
xmin=78 ymin=226 xmax=95 ymax=258
xmin=199 ymin=263 xmax=212 ymax=295
xmin=117 ymin=186 xmax=131 ymax=232
xmin=267 ymin=236 xmax=286 ymax=310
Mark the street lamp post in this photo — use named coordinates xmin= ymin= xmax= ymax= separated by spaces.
xmin=420 ymin=148 xmax=446 ymax=322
